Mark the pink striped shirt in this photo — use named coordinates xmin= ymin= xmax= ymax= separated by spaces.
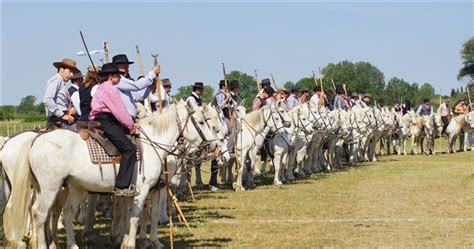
xmin=89 ymin=81 xmax=135 ymax=132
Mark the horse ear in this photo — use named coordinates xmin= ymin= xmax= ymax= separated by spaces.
xmin=240 ymin=99 xmax=246 ymax=107
xmin=202 ymin=103 xmax=208 ymax=112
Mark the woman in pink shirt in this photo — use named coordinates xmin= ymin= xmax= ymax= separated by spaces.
xmin=89 ymin=63 xmax=140 ymax=197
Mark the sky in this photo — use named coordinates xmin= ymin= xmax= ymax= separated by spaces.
xmin=1 ymin=1 xmax=473 ymax=105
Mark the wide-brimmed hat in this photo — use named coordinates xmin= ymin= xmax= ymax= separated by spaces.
xmin=261 ymin=78 xmax=271 ymax=86
xmin=193 ymin=82 xmax=204 ymax=89
xmin=335 ymin=85 xmax=345 ymax=94
xmin=162 ymin=78 xmax=172 ymax=86
xmin=112 ymin=54 xmax=134 ymax=65
xmin=301 ymin=87 xmax=309 ymax=93
xmin=53 ymin=58 xmax=80 ymax=73
xmin=313 ymin=86 xmax=321 ymax=92
xmin=219 ymin=79 xmax=226 ymax=87
xmin=290 ymin=87 xmax=300 ymax=93
xmin=71 ymin=71 xmax=84 ymax=81
xmin=99 ymin=63 xmax=121 ymax=76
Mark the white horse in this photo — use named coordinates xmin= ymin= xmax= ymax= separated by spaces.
xmin=304 ymin=104 xmax=331 ymax=173
xmin=446 ymin=112 xmax=474 ymax=153
xmin=4 ymin=101 xmax=216 ymax=249
xmin=234 ymin=100 xmax=291 ymax=191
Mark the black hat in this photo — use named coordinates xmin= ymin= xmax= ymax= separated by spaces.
xmin=193 ymin=82 xmax=204 ymax=89
xmin=264 ymin=86 xmax=276 ymax=95
xmin=112 ymin=54 xmax=134 ymax=65
xmin=347 ymin=91 xmax=352 ymax=97
xmin=362 ymin=93 xmax=372 ymax=98
xmin=261 ymin=78 xmax=271 ymax=86
xmin=313 ymin=86 xmax=321 ymax=92
xmin=423 ymin=98 xmax=430 ymax=103
xmin=162 ymin=78 xmax=171 ymax=86
xmin=301 ymin=87 xmax=309 ymax=93
xmin=290 ymin=87 xmax=300 ymax=93
xmin=219 ymin=80 xmax=226 ymax=87
xmin=229 ymin=80 xmax=240 ymax=90
xmin=99 ymin=63 xmax=121 ymax=76
xmin=71 ymin=71 xmax=84 ymax=81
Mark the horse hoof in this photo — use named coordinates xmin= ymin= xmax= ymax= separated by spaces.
xmin=151 ymin=239 xmax=165 ymax=249
xmin=68 ymin=245 xmax=79 ymax=249
xmin=274 ymin=181 xmax=283 ymax=186
xmin=234 ymin=186 xmax=245 ymax=192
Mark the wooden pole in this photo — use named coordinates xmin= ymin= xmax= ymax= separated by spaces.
xmin=466 ymin=86 xmax=472 ymax=110
xmin=152 ymin=53 xmax=163 ymax=113
xmin=167 ymin=188 xmax=191 ymax=231
xmin=164 ymin=159 xmax=174 ymax=249
xmin=136 ymin=45 xmax=145 ymax=77
xmin=187 ymin=181 xmax=196 ymax=203
xmin=313 ymin=71 xmax=324 ymax=107
xmin=222 ymin=63 xmax=229 ymax=93
xmin=331 ymin=79 xmax=337 ymax=92
xmin=255 ymin=70 xmax=261 ymax=93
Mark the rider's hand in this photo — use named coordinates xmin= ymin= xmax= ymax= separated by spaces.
xmin=62 ymin=114 xmax=74 ymax=124
xmin=152 ymin=65 xmax=161 ymax=75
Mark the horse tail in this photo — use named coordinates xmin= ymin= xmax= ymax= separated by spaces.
xmin=3 ymin=137 xmax=36 ymax=245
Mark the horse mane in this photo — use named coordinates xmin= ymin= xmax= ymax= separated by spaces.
xmin=141 ymin=104 xmax=178 ymax=134
xmin=244 ymin=107 xmax=265 ymax=128
xmin=454 ymin=114 xmax=466 ymax=128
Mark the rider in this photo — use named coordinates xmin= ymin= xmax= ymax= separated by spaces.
xmin=145 ymin=78 xmax=173 ymax=112
xmin=438 ymin=99 xmax=452 ymax=135
xmin=300 ymin=88 xmax=310 ymax=104
xmin=43 ymin=58 xmax=81 ymax=131
xmin=416 ymin=98 xmax=433 ymax=116
xmin=79 ymin=65 xmax=102 ymax=121
xmin=252 ymin=86 xmax=275 ymax=175
xmin=186 ymin=82 xmax=205 ymax=188
xmin=89 ymin=63 xmax=141 ymax=197
xmin=287 ymin=87 xmax=300 ymax=109
xmin=112 ymin=54 xmax=161 ymax=119
xmin=69 ymin=71 xmax=84 ymax=120
xmin=333 ymin=85 xmax=348 ymax=110
xmin=391 ymin=101 xmax=403 ymax=116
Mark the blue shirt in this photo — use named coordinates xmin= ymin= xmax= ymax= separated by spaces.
xmin=43 ymin=73 xmax=70 ymax=118
xmin=116 ymin=71 xmax=156 ymax=118
xmin=287 ymin=94 xmax=300 ymax=109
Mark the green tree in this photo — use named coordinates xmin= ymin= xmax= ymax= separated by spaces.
xmin=458 ymin=37 xmax=474 ymax=80
xmin=173 ymin=85 xmax=215 ymax=104
xmin=295 ymin=77 xmax=316 ymax=91
xmin=416 ymin=83 xmax=436 ymax=105
xmin=322 ymin=60 xmax=385 ymax=96
xmin=382 ymin=77 xmax=413 ymax=106
xmin=283 ymin=81 xmax=295 ymax=90
xmin=17 ymin=95 xmax=37 ymax=115
xmin=0 ymin=106 xmax=15 ymax=120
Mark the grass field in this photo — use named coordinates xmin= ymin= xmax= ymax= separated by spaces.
xmin=46 ymin=137 xmax=474 ymax=248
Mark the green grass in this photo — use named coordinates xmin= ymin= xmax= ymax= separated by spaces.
xmin=5 ymin=131 xmax=470 ymax=248
xmin=0 ymin=121 xmax=44 ymax=137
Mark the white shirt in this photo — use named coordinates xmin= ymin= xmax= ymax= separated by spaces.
xmin=310 ymin=94 xmax=320 ymax=106
xmin=70 ymin=84 xmax=81 ymax=116
xmin=186 ymin=92 xmax=201 ymax=107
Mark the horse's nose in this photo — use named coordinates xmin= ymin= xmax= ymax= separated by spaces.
xmin=283 ymin=121 xmax=292 ymax=128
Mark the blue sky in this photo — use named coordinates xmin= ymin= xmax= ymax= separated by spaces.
xmin=1 ymin=1 xmax=473 ymax=105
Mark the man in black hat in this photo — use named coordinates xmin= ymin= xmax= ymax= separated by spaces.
xmin=416 ymin=98 xmax=433 ymax=116
xmin=112 ymin=54 xmax=161 ymax=119
xmin=300 ymin=87 xmax=310 ymax=104
xmin=186 ymin=82 xmax=204 ymax=107
xmin=333 ymin=85 xmax=347 ymax=110
xmin=69 ymin=71 xmax=84 ymax=120
xmin=252 ymin=86 xmax=275 ymax=175
xmin=186 ymin=82 xmax=206 ymax=188
xmin=145 ymin=78 xmax=173 ymax=112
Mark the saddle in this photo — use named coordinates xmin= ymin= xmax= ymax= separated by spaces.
xmin=77 ymin=121 xmax=141 ymax=164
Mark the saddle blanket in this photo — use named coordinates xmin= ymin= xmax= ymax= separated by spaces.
xmin=86 ymin=138 xmax=142 ymax=164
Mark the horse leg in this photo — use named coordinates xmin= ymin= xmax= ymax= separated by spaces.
xmin=111 ymin=197 xmax=124 ymax=246
xmin=82 ymin=193 xmax=99 ymax=244
xmin=150 ymin=188 xmax=164 ymax=249
xmin=122 ymin=186 xmax=150 ymax=249
xmin=32 ymin=188 xmax=61 ymax=249
xmin=273 ymin=150 xmax=283 ymax=186
xmin=61 ymin=185 xmax=85 ymax=249
xmin=49 ymin=186 xmax=68 ymax=248
xmin=194 ymin=164 xmax=204 ymax=188
xmin=226 ymin=158 xmax=235 ymax=185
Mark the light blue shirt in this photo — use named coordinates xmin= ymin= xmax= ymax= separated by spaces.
xmin=287 ymin=94 xmax=300 ymax=109
xmin=116 ymin=71 xmax=156 ymax=118
xmin=43 ymin=73 xmax=69 ymax=118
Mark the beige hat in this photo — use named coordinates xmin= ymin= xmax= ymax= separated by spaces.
xmin=53 ymin=58 xmax=80 ymax=73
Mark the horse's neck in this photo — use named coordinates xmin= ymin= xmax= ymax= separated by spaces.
xmin=455 ymin=114 xmax=466 ymax=128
